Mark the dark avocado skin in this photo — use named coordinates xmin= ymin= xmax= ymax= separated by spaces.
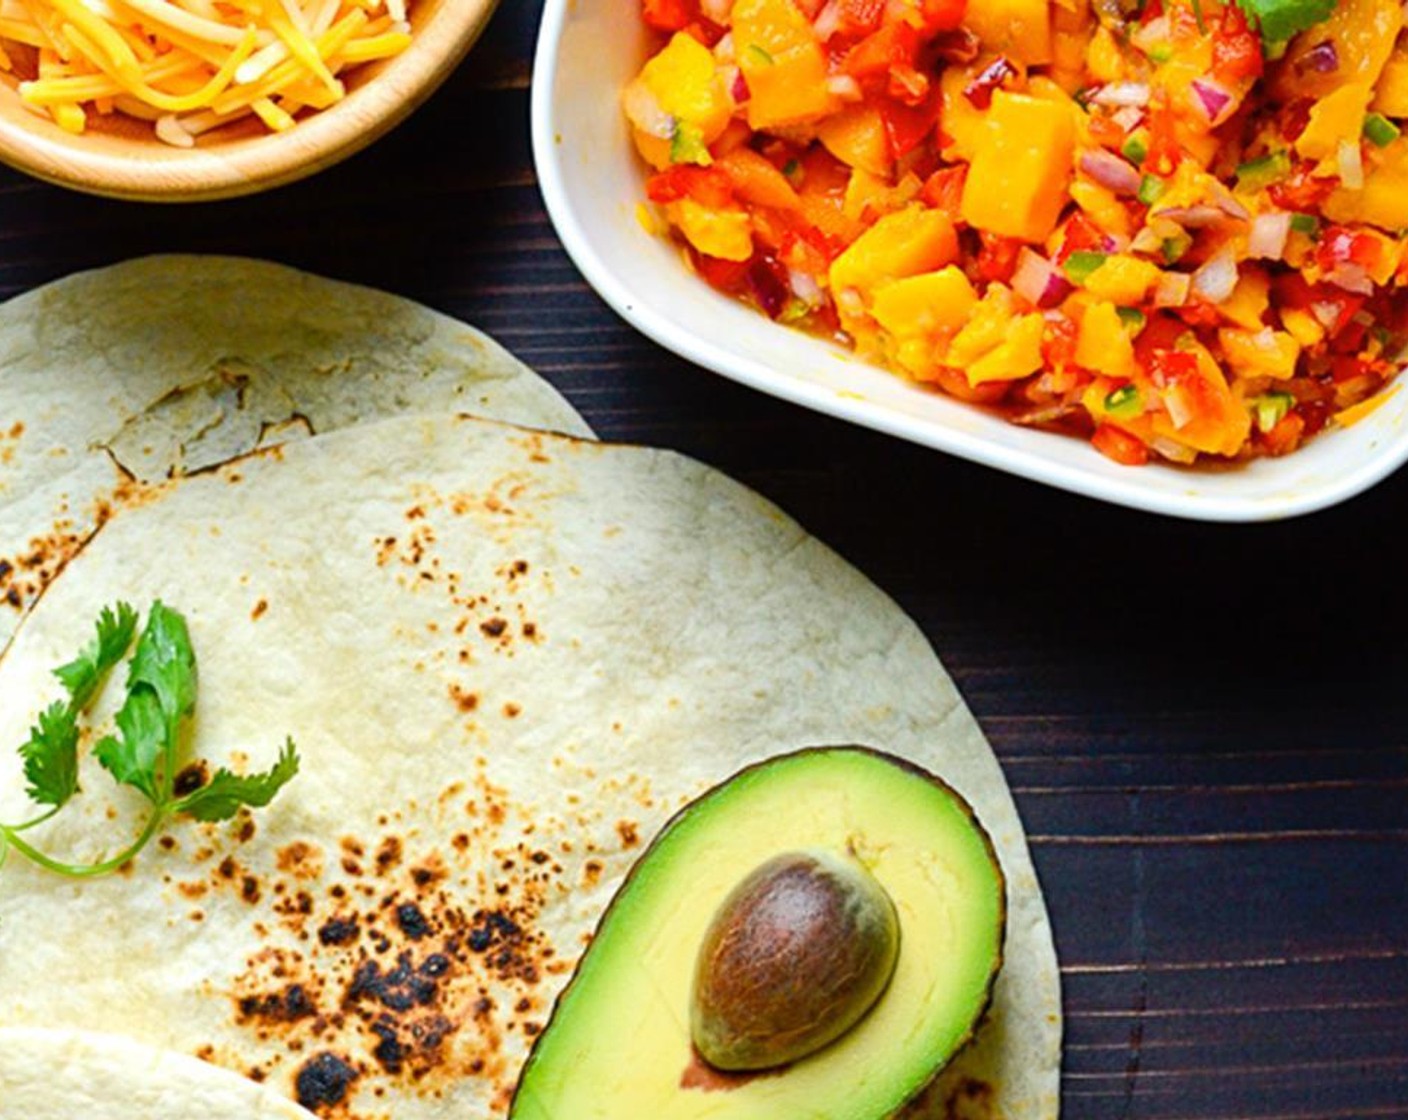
xmin=508 ymin=745 xmax=1008 ymax=1120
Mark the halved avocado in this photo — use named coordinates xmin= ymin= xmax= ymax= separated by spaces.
xmin=510 ymin=746 xmax=1006 ymax=1120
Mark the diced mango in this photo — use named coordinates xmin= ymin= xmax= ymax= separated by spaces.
xmin=1218 ymin=328 xmax=1302 ymax=380
xmin=829 ymin=206 xmax=960 ymax=295
xmin=1075 ymin=302 xmax=1137 ymax=378
xmin=1218 ymin=267 xmax=1270 ymax=330
xmin=1085 ymin=26 xmax=1124 ymax=83
xmin=960 ymin=91 xmax=1075 ymax=242
xmin=870 ymin=267 xmax=979 ymax=338
xmin=1295 ymin=82 xmax=1373 ymax=160
xmin=1280 ymin=306 xmax=1327 ymax=348
xmin=947 ymin=285 xmax=1018 ymax=367
xmin=715 ymin=148 xmax=801 ymax=210
xmin=672 ymin=198 xmax=753 ymax=261
xmin=632 ymin=128 xmax=675 ymax=171
xmin=963 ymin=0 xmax=1053 ymax=65
xmin=638 ymin=32 xmax=732 ymax=143
xmin=1278 ymin=0 xmax=1402 ymax=100
xmin=938 ymin=68 xmax=989 ymax=163
xmin=1069 ymin=180 xmax=1133 ymax=240
xmin=1323 ymin=136 xmax=1408 ymax=229
xmin=1083 ymin=256 xmax=1162 ymax=305
xmin=968 ymin=313 xmax=1047 ymax=384
xmin=817 ymin=104 xmax=892 ymax=176
xmin=1373 ymin=51 xmax=1408 ymax=115
xmin=732 ymin=0 xmax=839 ymax=129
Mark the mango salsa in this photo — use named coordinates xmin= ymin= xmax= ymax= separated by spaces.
xmin=628 ymin=0 xmax=1408 ymax=466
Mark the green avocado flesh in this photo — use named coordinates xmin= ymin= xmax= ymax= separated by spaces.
xmin=510 ymin=747 xmax=1006 ymax=1120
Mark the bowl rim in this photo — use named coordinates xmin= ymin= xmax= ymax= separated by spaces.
xmin=0 ymin=0 xmax=500 ymax=202
xmin=530 ymin=0 xmax=1408 ymax=523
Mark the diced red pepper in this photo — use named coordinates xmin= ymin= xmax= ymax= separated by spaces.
xmin=1092 ymin=424 xmax=1150 ymax=465
xmin=1211 ymin=7 xmax=1263 ymax=85
xmin=963 ymin=56 xmax=1016 ymax=110
xmin=646 ymin=166 xmax=735 ymax=208
xmin=641 ymin=0 xmax=697 ymax=32
xmin=1042 ymin=314 xmax=1080 ymax=370
xmin=975 ymin=231 xmax=1024 ymax=283
xmin=881 ymin=85 xmax=943 ymax=157
xmin=919 ymin=0 xmax=969 ymax=33
xmin=920 ymin=165 xmax=967 ymax=218
xmin=693 ymin=250 xmax=751 ymax=292
xmin=843 ymin=21 xmax=921 ymax=79
xmin=1054 ymin=212 xmax=1108 ymax=263
xmin=1258 ymin=411 xmax=1306 ymax=457
xmin=836 ymin=0 xmax=885 ymax=36
xmin=926 ymin=364 xmax=1012 ymax=404
xmin=1316 ymin=226 xmax=1383 ymax=271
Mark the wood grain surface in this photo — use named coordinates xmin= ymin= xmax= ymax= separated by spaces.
xmin=1 ymin=3 xmax=1406 ymax=1116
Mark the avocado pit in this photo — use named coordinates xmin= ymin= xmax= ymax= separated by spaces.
xmin=690 ymin=849 xmax=900 ymax=1072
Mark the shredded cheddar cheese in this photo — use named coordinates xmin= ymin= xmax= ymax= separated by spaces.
xmin=0 ymin=0 xmax=410 ymax=141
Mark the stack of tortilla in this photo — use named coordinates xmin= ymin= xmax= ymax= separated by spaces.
xmin=0 ymin=258 xmax=1060 ymax=1120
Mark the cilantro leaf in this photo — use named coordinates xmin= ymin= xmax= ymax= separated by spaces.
xmin=93 ymin=689 xmax=167 ymax=803
xmin=53 ymin=602 xmax=137 ymax=711
xmin=1235 ymin=0 xmax=1336 ymax=44
xmin=175 ymin=739 xmax=301 ymax=822
xmin=126 ymin=601 xmax=197 ymax=733
xmin=18 ymin=701 xmax=80 ymax=808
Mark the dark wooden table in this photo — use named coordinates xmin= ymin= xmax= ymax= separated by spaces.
xmin=2 ymin=3 xmax=1405 ymax=1116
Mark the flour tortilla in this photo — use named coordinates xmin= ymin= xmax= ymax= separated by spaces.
xmin=0 ymin=255 xmax=590 ymax=654
xmin=0 ymin=414 xmax=1059 ymax=1120
xmin=0 ymin=1028 xmax=318 ymax=1119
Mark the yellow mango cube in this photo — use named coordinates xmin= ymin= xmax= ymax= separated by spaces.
xmin=1296 ymin=82 xmax=1373 ymax=160
xmin=1075 ymin=302 xmax=1137 ymax=378
xmin=1373 ymin=51 xmax=1408 ymax=115
xmin=960 ymin=91 xmax=1076 ymax=242
xmin=732 ymin=0 xmax=839 ymax=128
xmin=1279 ymin=0 xmax=1401 ymax=99
xmin=947 ymin=285 xmax=1017 ymax=367
xmin=939 ymin=68 xmax=990 ymax=162
xmin=1324 ymin=137 xmax=1408 ymax=228
xmin=870 ymin=267 xmax=978 ymax=338
xmin=1280 ymin=307 xmax=1327 ymax=348
xmin=968 ymin=312 xmax=1047 ymax=384
xmin=817 ymin=104 xmax=892 ymax=176
xmin=963 ymin=0 xmax=1053 ymax=65
xmin=1218 ymin=267 xmax=1270 ymax=330
xmin=829 ymin=206 xmax=960 ymax=295
xmin=672 ymin=198 xmax=753 ymax=261
xmin=1082 ymin=256 xmax=1162 ymax=305
xmin=1218 ymin=328 xmax=1302 ymax=380
xmin=638 ymin=32 xmax=732 ymax=141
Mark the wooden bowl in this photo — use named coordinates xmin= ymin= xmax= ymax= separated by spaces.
xmin=0 ymin=0 xmax=499 ymax=201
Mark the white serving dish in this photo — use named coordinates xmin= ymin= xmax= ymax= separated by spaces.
xmin=531 ymin=0 xmax=1408 ymax=521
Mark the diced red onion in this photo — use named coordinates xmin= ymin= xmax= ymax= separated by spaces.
xmin=731 ymin=68 xmax=750 ymax=103
xmin=1151 ymin=204 xmax=1231 ymax=229
xmin=748 ymin=256 xmax=790 ymax=319
xmin=1081 ymin=149 xmax=1143 ymax=195
xmin=1338 ymin=139 xmax=1365 ymax=189
xmin=1090 ymin=81 xmax=1151 ymax=108
xmin=1130 ymin=16 xmax=1170 ymax=52
xmin=1132 ymin=227 xmax=1164 ymax=254
xmin=1324 ymin=261 xmax=1373 ymax=295
xmin=1011 ymin=248 xmax=1072 ymax=308
xmin=622 ymin=82 xmax=675 ymax=139
xmin=1192 ymin=248 xmax=1239 ymax=303
xmin=1247 ymin=212 xmax=1291 ymax=260
xmin=1311 ymin=301 xmax=1343 ymax=328
xmin=1190 ymin=78 xmax=1236 ymax=125
xmin=788 ymin=267 xmax=822 ymax=306
xmin=1154 ymin=271 xmax=1192 ymax=307
xmin=1164 ymin=385 xmax=1194 ymax=429
xmin=1111 ymin=106 xmax=1145 ymax=133
xmin=826 ymin=74 xmax=863 ymax=101
xmin=1297 ymin=39 xmax=1340 ymax=74
xmin=1150 ymin=436 xmax=1198 ymax=464
xmin=964 ymin=56 xmax=1016 ymax=110
xmin=812 ymin=0 xmax=841 ymax=40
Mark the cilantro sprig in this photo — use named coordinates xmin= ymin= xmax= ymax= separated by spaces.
xmin=1234 ymin=0 xmax=1337 ymax=48
xmin=0 ymin=601 xmax=298 ymax=878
